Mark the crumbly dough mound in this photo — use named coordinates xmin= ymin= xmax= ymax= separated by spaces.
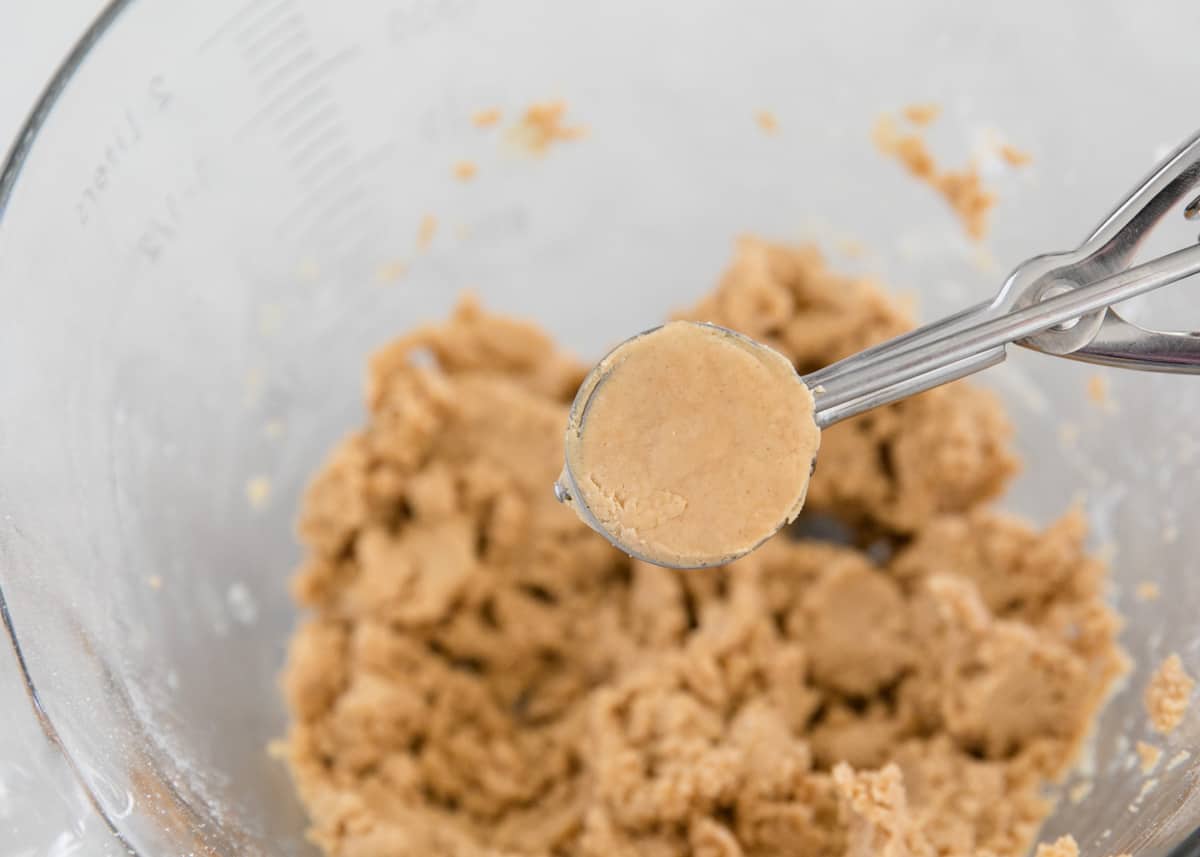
xmin=281 ymin=240 xmax=1121 ymax=857
xmin=679 ymin=237 xmax=1019 ymax=534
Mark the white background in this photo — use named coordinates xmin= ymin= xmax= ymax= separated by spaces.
xmin=1 ymin=3 xmax=118 ymax=855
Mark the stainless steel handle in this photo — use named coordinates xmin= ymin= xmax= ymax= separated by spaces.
xmin=807 ymin=129 xmax=1200 ymax=426
xmin=808 ymin=244 xmax=1200 ymax=425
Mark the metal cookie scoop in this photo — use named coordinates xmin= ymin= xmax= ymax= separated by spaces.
xmin=555 ymin=321 xmax=818 ymax=569
xmin=558 ymin=128 xmax=1200 ymax=565
xmin=805 ymin=128 xmax=1200 ymax=427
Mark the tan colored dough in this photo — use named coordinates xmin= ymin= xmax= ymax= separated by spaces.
xmin=1145 ymin=653 xmax=1195 ymax=734
xmin=1137 ymin=740 xmax=1162 ymax=773
xmin=280 ymin=239 xmax=1122 ymax=857
xmin=1034 ymin=835 xmax=1079 ymax=857
xmin=564 ymin=321 xmax=820 ymax=567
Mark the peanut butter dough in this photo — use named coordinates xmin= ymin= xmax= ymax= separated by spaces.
xmin=510 ymin=99 xmax=586 ymax=154
xmin=562 ymin=321 xmax=820 ymax=568
xmin=1145 ymin=653 xmax=1195 ymax=734
xmin=873 ymin=110 xmax=1015 ymax=241
xmin=281 ymin=238 xmax=1122 ymax=857
xmin=1136 ymin=740 xmax=1162 ymax=774
xmin=1034 ymin=835 xmax=1079 ymax=857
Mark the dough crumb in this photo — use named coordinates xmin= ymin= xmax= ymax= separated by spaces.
xmin=902 ymin=102 xmax=941 ymax=126
xmin=756 ymin=109 xmax=780 ymax=134
xmin=838 ymin=237 xmax=867 ymax=258
xmin=1035 ymin=834 xmax=1079 ymax=857
xmin=296 ymin=257 xmax=320 ymax=281
xmin=471 ymin=107 xmax=502 ymax=128
xmin=509 ymin=99 xmax=586 ymax=154
xmin=246 ymin=476 xmax=272 ymax=511
xmin=971 ymin=243 xmax=1000 ymax=273
xmin=146 ymin=575 xmax=163 ymax=590
xmin=416 ymin=214 xmax=437 ymax=251
xmin=453 ymin=160 xmax=477 ymax=181
xmin=1068 ymin=780 xmax=1093 ymax=804
xmin=244 ymin=367 xmax=264 ymax=406
xmin=1135 ymin=581 xmax=1161 ymax=601
xmin=833 ymin=763 xmax=933 ymax=857
xmin=375 ymin=260 xmax=407 ymax=284
xmin=1136 ymin=740 xmax=1162 ymax=773
xmin=1000 ymin=143 xmax=1033 ymax=166
xmin=873 ymin=112 xmax=995 ymax=241
xmin=258 ymin=303 xmax=283 ymax=336
xmin=1145 ymin=653 xmax=1195 ymax=733
xmin=1087 ymin=374 xmax=1114 ymax=410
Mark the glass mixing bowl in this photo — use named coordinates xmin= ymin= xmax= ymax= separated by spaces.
xmin=2 ymin=1 xmax=1199 ymax=854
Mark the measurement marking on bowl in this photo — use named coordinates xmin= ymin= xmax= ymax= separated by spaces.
xmin=259 ymin=46 xmax=362 ymax=99
xmin=388 ymin=0 xmax=481 ymax=45
xmin=299 ymin=169 xmax=366 ymax=215
xmin=217 ymin=4 xmax=378 ymax=251
xmin=237 ymin=80 xmax=330 ymax=140
xmin=245 ymin=25 xmax=309 ymax=72
xmin=198 ymin=0 xmax=293 ymax=53
xmin=357 ymin=142 xmax=401 ymax=174
xmin=299 ymin=176 xmax=365 ymax=223
xmin=74 ymin=75 xmax=174 ymax=228
xmin=256 ymin=46 xmax=319 ymax=92
xmin=285 ymin=118 xmax=346 ymax=167
xmin=295 ymin=144 xmax=354 ymax=187
xmin=303 ymin=196 xmax=374 ymax=247
xmin=277 ymin=182 xmax=367 ymax=236
xmin=295 ymin=183 xmax=368 ymax=224
xmin=237 ymin=5 xmax=318 ymax=93
xmin=238 ymin=1 xmax=301 ymax=47
xmin=273 ymin=96 xmax=338 ymax=140
xmin=238 ymin=11 xmax=305 ymax=61
xmin=233 ymin=48 xmax=359 ymax=139
xmin=134 ymin=158 xmax=210 ymax=264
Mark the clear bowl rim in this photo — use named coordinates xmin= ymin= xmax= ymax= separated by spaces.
xmin=0 ymin=1 xmax=147 ymax=852
xmin=2 ymin=3 xmax=1200 ymax=856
